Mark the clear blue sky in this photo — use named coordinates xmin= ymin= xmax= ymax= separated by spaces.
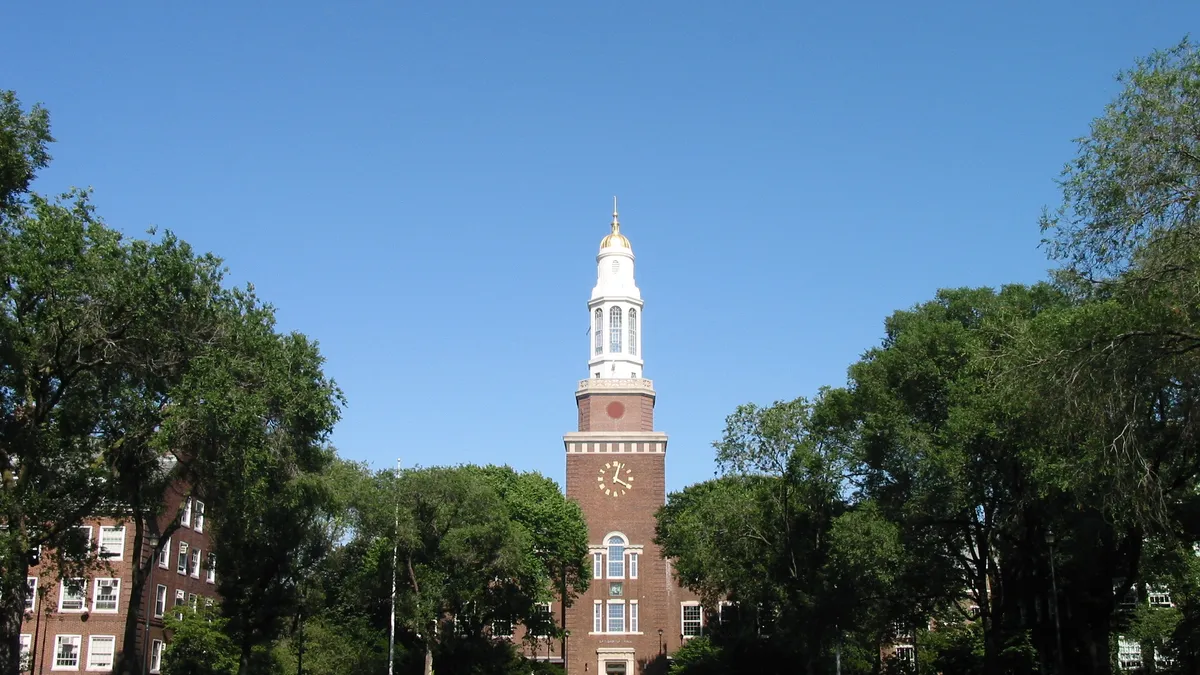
xmin=5 ymin=2 xmax=1196 ymax=491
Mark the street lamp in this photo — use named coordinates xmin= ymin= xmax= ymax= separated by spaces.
xmin=657 ymin=628 xmax=663 ymax=654
xmin=1046 ymin=529 xmax=1064 ymax=674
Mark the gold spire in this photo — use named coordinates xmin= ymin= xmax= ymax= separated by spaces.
xmin=600 ymin=195 xmax=632 ymax=250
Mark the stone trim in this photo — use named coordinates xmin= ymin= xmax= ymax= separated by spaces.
xmin=563 ymin=432 xmax=669 ymax=454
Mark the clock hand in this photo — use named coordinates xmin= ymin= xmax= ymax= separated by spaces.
xmin=613 ymin=477 xmax=631 ymax=488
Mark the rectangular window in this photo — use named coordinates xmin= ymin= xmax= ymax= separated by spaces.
xmin=682 ymin=603 xmax=702 ymax=638
xmin=630 ymin=601 xmax=639 ymax=633
xmin=181 ymin=498 xmax=192 ymax=527
xmin=59 ymin=579 xmax=87 ymax=612
xmin=895 ymin=646 xmax=915 ymax=664
xmin=26 ymin=577 xmax=36 ymax=612
xmin=194 ymin=500 xmax=205 ymax=533
xmin=87 ymin=635 xmax=116 ymax=671
xmin=150 ymin=640 xmax=164 ymax=674
xmin=19 ymin=634 xmax=31 ymax=672
xmin=174 ymin=589 xmax=185 ymax=618
xmin=629 ymin=553 xmax=638 ymax=580
xmin=607 ymin=601 xmax=625 ymax=633
xmin=72 ymin=526 xmax=93 ymax=560
xmin=593 ymin=601 xmax=603 ymax=633
xmin=155 ymin=585 xmax=167 ymax=618
xmin=593 ymin=552 xmax=603 ymax=580
xmin=98 ymin=526 xmax=125 ymax=560
xmin=206 ymin=553 xmax=217 ymax=583
xmin=93 ymin=578 xmax=120 ymax=612
xmin=1147 ymin=585 xmax=1173 ymax=608
xmin=607 ymin=550 xmax=624 ymax=579
xmin=158 ymin=538 xmax=171 ymax=569
xmin=54 ymin=634 xmax=82 ymax=670
xmin=190 ymin=549 xmax=201 ymax=578
xmin=177 ymin=541 xmax=189 ymax=575
xmin=491 ymin=619 xmax=513 ymax=637
xmin=532 ymin=602 xmax=552 ymax=637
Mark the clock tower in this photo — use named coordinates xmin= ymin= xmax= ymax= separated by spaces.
xmin=562 ymin=203 xmax=694 ymax=675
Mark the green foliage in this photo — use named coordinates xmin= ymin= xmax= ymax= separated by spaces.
xmin=667 ymin=637 xmax=726 ymax=675
xmin=161 ymin=605 xmax=242 ymax=675
xmin=0 ymin=90 xmax=52 ymax=215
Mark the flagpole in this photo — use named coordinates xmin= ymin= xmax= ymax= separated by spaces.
xmin=388 ymin=457 xmax=400 ymax=675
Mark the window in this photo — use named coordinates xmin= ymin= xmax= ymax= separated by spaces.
xmin=19 ymin=634 xmax=31 ymax=672
xmin=532 ymin=602 xmax=552 ymax=637
xmin=682 ymin=603 xmax=702 ymax=637
xmin=98 ymin=526 xmax=125 ymax=560
xmin=181 ymin=497 xmax=192 ymax=527
xmin=629 ymin=552 xmax=638 ymax=580
xmin=717 ymin=601 xmax=737 ymax=625
xmin=609 ymin=307 xmax=622 ymax=353
xmin=174 ymin=589 xmax=185 ymax=619
xmin=594 ymin=309 xmax=603 ymax=354
xmin=26 ymin=577 xmax=36 ymax=612
xmin=177 ymin=541 xmax=189 ymax=574
xmin=607 ymin=535 xmax=625 ymax=579
xmin=630 ymin=601 xmax=639 ymax=633
xmin=607 ymin=601 xmax=625 ymax=633
xmin=895 ymin=646 xmax=915 ymax=664
xmin=154 ymin=585 xmax=167 ymax=618
xmin=593 ymin=601 xmax=603 ymax=633
xmin=628 ymin=309 xmax=637 ymax=356
xmin=188 ymin=593 xmax=197 ymax=609
xmin=59 ymin=579 xmax=87 ymax=612
xmin=191 ymin=549 xmax=202 ymax=578
xmin=593 ymin=552 xmax=603 ymax=580
xmin=72 ymin=526 xmax=93 ymax=560
xmin=611 ymin=259 xmax=620 ymax=275
xmin=491 ymin=618 xmax=513 ymax=638
xmin=158 ymin=538 xmax=171 ymax=569
xmin=194 ymin=501 xmax=205 ymax=533
xmin=87 ymin=635 xmax=115 ymax=671
xmin=54 ymin=634 xmax=82 ymax=670
xmin=206 ymin=553 xmax=217 ymax=583
xmin=93 ymin=578 xmax=120 ymax=612
xmin=150 ymin=640 xmax=164 ymax=674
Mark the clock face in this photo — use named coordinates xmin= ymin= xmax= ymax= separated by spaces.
xmin=597 ymin=461 xmax=634 ymax=498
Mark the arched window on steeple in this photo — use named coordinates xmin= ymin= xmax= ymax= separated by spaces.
xmin=594 ymin=309 xmax=603 ymax=354
xmin=609 ymin=307 xmax=622 ymax=353
xmin=628 ymin=309 xmax=637 ymax=356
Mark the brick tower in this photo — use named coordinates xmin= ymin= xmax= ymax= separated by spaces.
xmin=562 ymin=202 xmax=695 ymax=675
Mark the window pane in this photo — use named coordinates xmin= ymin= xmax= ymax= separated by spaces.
xmin=155 ymin=585 xmax=167 ymax=617
xmin=25 ymin=578 xmax=36 ymax=612
xmin=593 ymin=603 xmax=603 ymax=632
xmin=55 ymin=635 xmax=81 ymax=668
xmin=594 ymin=309 xmax=603 ymax=354
xmin=629 ymin=553 xmax=638 ymax=579
xmin=682 ymin=604 xmax=702 ymax=637
xmin=607 ymin=545 xmax=625 ymax=578
xmin=628 ymin=309 xmax=637 ymax=356
xmin=593 ymin=552 xmax=603 ymax=579
xmin=60 ymin=579 xmax=86 ymax=611
xmin=88 ymin=636 xmax=116 ymax=669
xmin=94 ymin=578 xmax=119 ymax=611
xmin=609 ymin=307 xmax=622 ymax=353
xmin=99 ymin=526 xmax=125 ymax=559
xmin=158 ymin=538 xmax=171 ymax=568
xmin=630 ymin=603 xmax=639 ymax=633
xmin=607 ymin=602 xmax=624 ymax=632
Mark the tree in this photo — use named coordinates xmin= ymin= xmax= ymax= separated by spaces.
xmin=161 ymin=604 xmax=242 ymax=675
xmin=0 ymin=90 xmax=51 ymax=216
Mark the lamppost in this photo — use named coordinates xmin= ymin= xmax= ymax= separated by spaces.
xmin=657 ymin=628 xmax=663 ymax=654
xmin=1046 ymin=529 xmax=1064 ymax=674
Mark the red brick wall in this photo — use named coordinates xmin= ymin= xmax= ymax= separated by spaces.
xmin=576 ymin=392 xmax=655 ymax=433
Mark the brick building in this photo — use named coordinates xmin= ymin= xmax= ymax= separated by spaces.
xmin=19 ymin=481 xmax=217 ymax=674
xmin=543 ymin=204 xmax=702 ymax=675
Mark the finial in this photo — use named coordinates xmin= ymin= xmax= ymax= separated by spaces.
xmin=611 ymin=196 xmax=620 ymax=233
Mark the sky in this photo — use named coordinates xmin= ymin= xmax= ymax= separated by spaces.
xmin=4 ymin=2 xmax=1197 ymax=492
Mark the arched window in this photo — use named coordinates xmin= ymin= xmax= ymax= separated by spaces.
xmin=606 ymin=534 xmax=626 ymax=578
xmin=628 ymin=309 xmax=637 ymax=356
xmin=594 ymin=309 xmax=603 ymax=354
xmin=609 ymin=307 xmax=623 ymax=353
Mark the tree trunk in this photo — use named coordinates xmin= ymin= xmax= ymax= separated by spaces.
xmin=0 ymin=530 xmax=30 ymax=675
xmin=117 ymin=512 xmax=148 ymax=675
xmin=423 ymin=643 xmax=434 ymax=675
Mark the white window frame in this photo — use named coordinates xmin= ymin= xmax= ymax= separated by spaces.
xmin=594 ymin=309 xmax=603 ymax=354
xmin=177 ymin=541 xmax=189 ymax=575
xmin=628 ymin=308 xmax=637 ymax=356
xmin=593 ymin=600 xmax=603 ymax=633
xmin=194 ymin=500 xmax=205 ymax=533
xmin=92 ymin=578 xmax=120 ymax=613
xmin=98 ymin=526 xmax=125 ymax=560
xmin=58 ymin=578 xmax=87 ymax=612
xmin=181 ymin=497 xmax=192 ymax=527
xmin=630 ymin=600 xmax=639 ymax=633
xmin=593 ymin=552 xmax=603 ymax=580
xmin=609 ymin=306 xmax=623 ymax=353
xmin=190 ymin=549 xmax=202 ymax=578
xmin=86 ymin=635 xmax=116 ymax=671
xmin=158 ymin=537 xmax=171 ymax=569
xmin=629 ymin=552 xmax=638 ymax=580
xmin=607 ymin=600 xmax=625 ymax=633
xmin=26 ymin=577 xmax=37 ymax=612
xmin=681 ymin=601 xmax=703 ymax=638
xmin=531 ymin=602 xmax=552 ymax=637
xmin=53 ymin=634 xmax=82 ymax=671
xmin=149 ymin=640 xmax=164 ymax=674
xmin=188 ymin=593 xmax=197 ymax=609
xmin=154 ymin=585 xmax=167 ymax=618
xmin=174 ymin=589 xmax=185 ymax=619
xmin=206 ymin=553 xmax=217 ymax=584
xmin=606 ymin=535 xmax=626 ymax=579
xmin=19 ymin=634 xmax=31 ymax=672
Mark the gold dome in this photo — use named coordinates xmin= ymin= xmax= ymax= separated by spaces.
xmin=600 ymin=198 xmax=632 ymax=250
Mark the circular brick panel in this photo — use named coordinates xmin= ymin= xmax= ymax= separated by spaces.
xmin=606 ymin=401 xmax=626 ymax=419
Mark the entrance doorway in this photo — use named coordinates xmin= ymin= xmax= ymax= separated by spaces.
xmin=604 ymin=663 xmax=627 ymax=675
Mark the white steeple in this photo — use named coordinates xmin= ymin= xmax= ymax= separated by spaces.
xmin=588 ymin=198 xmax=644 ymax=380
